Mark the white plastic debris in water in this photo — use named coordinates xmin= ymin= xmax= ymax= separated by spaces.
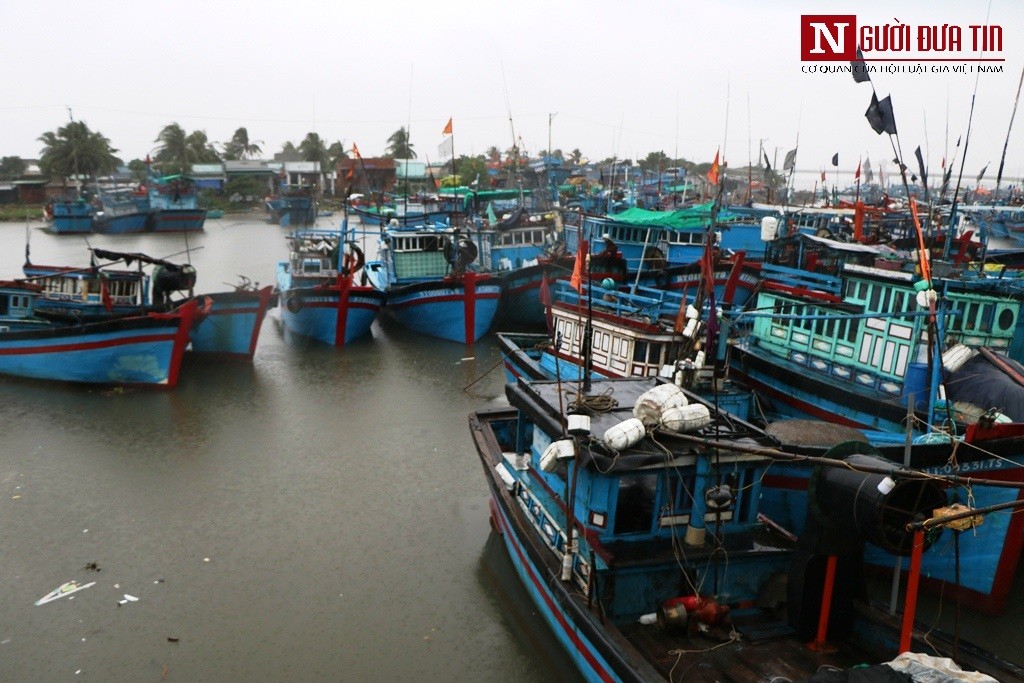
xmin=633 ymin=384 xmax=688 ymax=427
xmin=540 ymin=439 xmax=575 ymax=472
xmin=661 ymin=403 xmax=712 ymax=433
xmin=35 ymin=581 xmax=97 ymax=606
xmin=604 ymin=418 xmax=646 ymax=451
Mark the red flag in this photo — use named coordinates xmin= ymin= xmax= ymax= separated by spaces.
xmin=855 ymin=160 xmax=861 ymax=180
xmin=941 ymin=156 xmax=946 ymax=169
xmin=706 ymin=149 xmax=720 ymax=186
xmin=100 ymin=275 xmax=113 ymax=312
xmin=821 ymin=170 xmax=826 ymax=182
xmin=442 ymin=117 xmax=453 ymax=136
xmin=351 ymin=142 xmax=361 ymax=159
xmin=569 ymin=240 xmax=589 ymax=293
xmin=345 ymin=164 xmax=354 ymax=181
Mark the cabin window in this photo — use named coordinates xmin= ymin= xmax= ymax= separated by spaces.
xmin=660 ymin=471 xmax=696 ymax=518
xmin=846 ymin=319 xmax=859 ymax=342
xmin=302 ymin=258 xmax=322 ymax=274
xmin=966 ymin=302 xmax=979 ymax=330
xmin=614 ymin=474 xmax=658 ymax=534
xmin=868 ymin=285 xmax=882 ymax=311
xmin=979 ymin=304 xmax=992 ymax=332
xmin=998 ymin=307 xmax=1015 ymax=332
xmin=633 ymin=341 xmax=648 ymax=363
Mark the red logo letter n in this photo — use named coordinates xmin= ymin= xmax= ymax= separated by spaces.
xmin=801 ymin=15 xmax=856 ymax=61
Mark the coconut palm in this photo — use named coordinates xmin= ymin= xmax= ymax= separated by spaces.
xmin=38 ymin=120 xmax=121 ymax=188
xmin=186 ymin=130 xmax=221 ymax=163
xmin=298 ymin=133 xmax=330 ymax=188
xmin=222 ymin=127 xmax=264 ymax=160
xmin=152 ymin=123 xmax=220 ymax=174
xmin=385 ymin=127 xmax=415 ymax=159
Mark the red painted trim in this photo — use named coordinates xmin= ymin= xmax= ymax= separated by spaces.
xmin=732 ymin=369 xmax=871 ymax=429
xmin=334 ymin=275 xmax=351 ymax=347
xmin=0 ymin=332 xmax=177 ymax=355
xmin=166 ymin=299 xmax=198 ymax=388
xmin=245 ymin=286 xmax=274 ymax=360
xmin=899 ymin=531 xmax=926 ymax=653
xmin=464 ymin=271 xmax=476 ymax=345
xmin=762 ymin=474 xmax=809 ymax=491
xmin=762 ymin=280 xmax=843 ymax=303
xmin=723 ymin=251 xmax=746 ymax=305
xmin=492 ymin=497 xmax=615 ymax=682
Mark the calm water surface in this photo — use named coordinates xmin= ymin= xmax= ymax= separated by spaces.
xmin=0 ymin=215 xmax=580 ymax=681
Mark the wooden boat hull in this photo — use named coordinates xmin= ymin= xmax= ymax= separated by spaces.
xmin=383 ymin=273 xmax=500 ymax=344
xmin=278 ymin=279 xmax=384 ymax=346
xmin=92 ymin=211 xmax=149 ymax=234
xmin=47 ymin=203 xmax=94 ymax=234
xmin=732 ymin=343 xmax=1024 ymax=613
xmin=0 ymin=301 xmax=196 ymax=386
xmin=188 ymin=287 xmax=277 ymax=360
xmin=148 ymin=208 xmax=206 ymax=232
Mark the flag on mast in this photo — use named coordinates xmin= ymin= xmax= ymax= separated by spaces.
xmin=442 ymin=118 xmax=453 ymax=136
xmin=707 ymin=149 xmax=720 ymax=185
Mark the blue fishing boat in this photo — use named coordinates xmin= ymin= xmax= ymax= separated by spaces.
xmin=0 ymin=280 xmax=198 ymax=387
xmin=147 ymin=175 xmax=206 ymax=232
xmin=92 ymin=188 xmax=149 ymax=234
xmin=564 ymin=203 xmax=775 ymax=272
xmin=44 ymin=198 xmax=94 ymax=234
xmin=24 ymin=250 xmax=276 ymax=362
xmin=470 ymin=375 xmax=1023 ymax=681
xmin=364 ymin=225 xmax=500 ymax=344
xmin=350 ymin=200 xmax=449 ymax=227
xmin=726 ymin=231 xmax=1024 ymax=613
xmin=266 ymin=185 xmax=317 ymax=227
xmin=276 ymin=225 xmax=384 ymax=346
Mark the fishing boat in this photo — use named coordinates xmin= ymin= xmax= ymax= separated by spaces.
xmin=0 ymin=280 xmax=198 ymax=387
xmin=24 ymin=250 xmax=276 ymax=362
xmin=726 ymin=229 xmax=1024 ymax=613
xmin=147 ymin=175 xmax=206 ymax=232
xmin=43 ymin=198 xmax=94 ymax=234
xmin=563 ymin=203 xmax=775 ymax=273
xmin=266 ymin=185 xmax=317 ymax=227
xmin=350 ymin=199 xmax=449 ymax=227
xmin=92 ymin=188 xmax=149 ymax=234
xmin=363 ymin=224 xmax=500 ymax=344
xmin=470 ymin=375 xmax=1024 ymax=682
xmin=276 ymin=223 xmax=384 ymax=346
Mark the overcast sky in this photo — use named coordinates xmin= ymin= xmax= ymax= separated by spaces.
xmin=3 ymin=0 xmax=1023 ymax=189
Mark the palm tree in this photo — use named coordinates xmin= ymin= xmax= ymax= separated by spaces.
xmin=186 ymin=130 xmax=221 ymax=163
xmin=152 ymin=123 xmax=220 ymax=174
xmin=38 ymin=120 xmax=121 ymax=190
xmin=222 ymin=127 xmax=263 ymax=160
xmin=298 ymin=132 xmax=329 ymax=188
xmin=153 ymin=123 xmax=191 ymax=174
xmin=385 ymin=127 xmax=415 ymax=159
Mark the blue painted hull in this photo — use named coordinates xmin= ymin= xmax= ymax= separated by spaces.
xmin=383 ymin=274 xmax=500 ymax=344
xmin=93 ymin=211 xmax=149 ymax=234
xmin=278 ymin=198 xmax=316 ymax=228
xmin=276 ymin=271 xmax=384 ymax=346
xmin=48 ymin=203 xmax=94 ymax=234
xmin=189 ymin=287 xmax=277 ymax=360
xmin=149 ymin=209 xmax=206 ymax=232
xmin=488 ymin=492 xmax=622 ymax=682
xmin=732 ymin=345 xmax=1024 ymax=613
xmin=0 ymin=303 xmax=195 ymax=386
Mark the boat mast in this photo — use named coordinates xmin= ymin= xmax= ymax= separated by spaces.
xmin=994 ymin=64 xmax=1024 ymax=199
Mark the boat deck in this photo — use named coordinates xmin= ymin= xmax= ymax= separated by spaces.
xmin=621 ymin=617 xmax=871 ymax=682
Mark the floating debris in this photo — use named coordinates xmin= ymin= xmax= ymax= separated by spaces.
xmin=167 ymin=637 xmax=179 ymax=643
xmin=82 ymin=562 xmax=100 ymax=572
xmin=35 ymin=581 xmax=97 ymax=606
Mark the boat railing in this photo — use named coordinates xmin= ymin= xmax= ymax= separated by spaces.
xmin=760 ymin=262 xmax=843 ymax=295
xmin=551 ymin=280 xmax=684 ymax=323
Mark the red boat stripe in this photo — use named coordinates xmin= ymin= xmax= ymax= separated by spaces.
xmin=0 ymin=333 xmax=176 ymax=356
xmin=464 ymin=272 xmax=476 ymax=345
xmin=493 ymin=499 xmax=615 ymax=682
xmin=335 ymin=276 xmax=351 ymax=347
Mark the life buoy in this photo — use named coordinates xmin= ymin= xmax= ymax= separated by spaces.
xmin=286 ymin=295 xmax=303 ymax=313
xmin=342 ymin=243 xmax=365 ymax=275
